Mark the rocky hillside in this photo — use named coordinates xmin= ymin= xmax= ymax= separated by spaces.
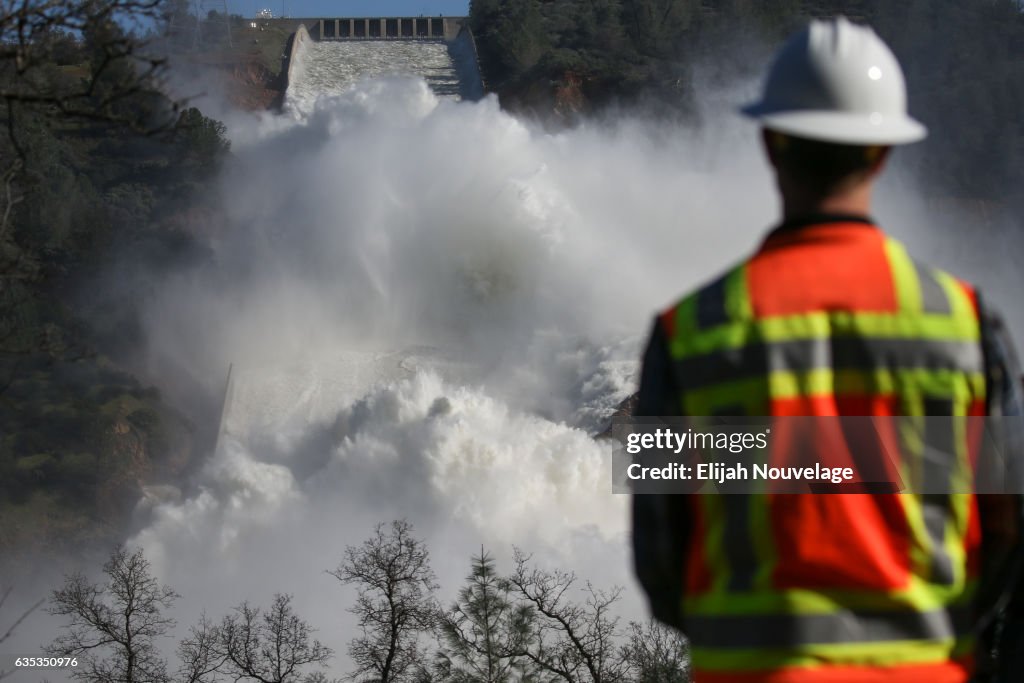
xmin=0 ymin=358 xmax=196 ymax=570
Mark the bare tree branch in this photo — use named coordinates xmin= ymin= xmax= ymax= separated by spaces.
xmin=330 ymin=520 xmax=439 ymax=683
xmin=506 ymin=549 xmax=628 ymax=683
xmin=45 ymin=546 xmax=178 ymax=683
xmin=0 ymin=0 xmax=180 ymax=156
xmin=180 ymin=594 xmax=333 ymax=683
xmin=0 ymin=586 xmax=44 ymax=681
xmin=177 ymin=614 xmax=228 ymax=683
xmin=619 ymin=619 xmax=689 ymax=683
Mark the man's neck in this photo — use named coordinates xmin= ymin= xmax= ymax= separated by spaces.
xmin=780 ymin=183 xmax=874 ymax=221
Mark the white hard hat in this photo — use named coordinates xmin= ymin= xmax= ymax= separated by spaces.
xmin=742 ymin=16 xmax=926 ymax=145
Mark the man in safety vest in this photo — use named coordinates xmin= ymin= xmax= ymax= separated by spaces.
xmin=631 ymin=17 xmax=1024 ymax=683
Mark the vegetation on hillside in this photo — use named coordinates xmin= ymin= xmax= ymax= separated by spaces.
xmin=0 ymin=0 xmax=232 ymax=564
xmin=160 ymin=0 xmax=293 ymax=109
xmin=470 ymin=0 xmax=1024 ymax=202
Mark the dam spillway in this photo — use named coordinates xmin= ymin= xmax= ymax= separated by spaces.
xmin=286 ymin=40 xmax=468 ymax=112
xmin=283 ymin=20 xmax=484 ymax=114
xmin=314 ymin=17 xmax=454 ymax=40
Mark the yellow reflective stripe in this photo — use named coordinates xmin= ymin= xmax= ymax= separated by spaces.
xmin=671 ymin=287 xmax=698 ymax=337
xmin=725 ymin=263 xmax=753 ymax=321
xmin=669 ymin=314 xmax=978 ymax=361
xmin=884 ymin=238 xmax=976 ymax=330
xmin=902 ymin=493 xmax=941 ymax=588
xmin=683 ymin=578 xmax=978 ymax=617
xmin=897 ymin=413 xmax=974 ymax=585
xmin=928 ymin=493 xmax=969 ymax=587
xmin=667 ymin=237 xmax=979 ymax=357
xmin=936 ymin=268 xmax=979 ymax=335
xmin=665 ymin=238 xmax=985 ymax=664
xmin=682 ymin=376 xmax=772 ymax=416
xmin=697 ymin=495 xmax=776 ymax=595
xmin=698 ymin=497 xmax=768 ymax=595
xmin=681 ymin=368 xmax=984 ymax=415
xmin=946 ymin=493 xmax=972 ymax=583
xmin=691 ymin=636 xmax=973 ymax=672
xmin=672 ymin=338 xmax=983 ymax=393
xmin=670 ymin=263 xmax=749 ymax=336
xmin=766 ymin=367 xmax=835 ymax=402
xmin=886 ymin=238 xmax=926 ymax=313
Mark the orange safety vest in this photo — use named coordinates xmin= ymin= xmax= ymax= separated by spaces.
xmin=658 ymin=221 xmax=987 ymax=683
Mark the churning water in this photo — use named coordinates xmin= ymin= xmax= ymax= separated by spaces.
xmin=286 ymin=39 xmax=468 ymax=113
xmin=13 ymin=33 xmax=1022 ymax=680
xmin=122 ymin=39 xmax=745 ymax=673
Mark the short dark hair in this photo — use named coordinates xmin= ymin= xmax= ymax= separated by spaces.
xmin=765 ymin=131 xmax=886 ymax=196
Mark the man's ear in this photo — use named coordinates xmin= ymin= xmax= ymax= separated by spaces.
xmin=866 ymin=146 xmax=892 ymax=177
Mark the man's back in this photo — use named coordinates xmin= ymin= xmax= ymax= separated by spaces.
xmin=631 ymin=18 xmax=1024 ymax=683
xmin=644 ymin=215 xmax=983 ymax=682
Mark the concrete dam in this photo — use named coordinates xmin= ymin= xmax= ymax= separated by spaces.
xmin=269 ymin=16 xmax=466 ymax=41
xmin=277 ymin=16 xmax=485 ymax=109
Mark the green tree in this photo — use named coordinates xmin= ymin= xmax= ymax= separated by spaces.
xmin=620 ymin=0 xmax=699 ymax=57
xmin=493 ymin=0 xmax=547 ymax=78
xmin=434 ymin=549 xmax=536 ymax=683
xmin=177 ymin=107 xmax=231 ymax=169
xmin=0 ymin=0 xmax=174 ymax=154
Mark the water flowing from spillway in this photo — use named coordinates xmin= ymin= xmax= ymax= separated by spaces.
xmin=87 ymin=37 xmax=1021 ymax=679
xmin=123 ymin=44 xmax=769 ymax=672
xmin=285 ymin=39 xmax=467 ymax=112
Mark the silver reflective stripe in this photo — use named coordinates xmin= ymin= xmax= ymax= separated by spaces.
xmin=913 ymin=261 xmax=953 ymax=315
xmin=674 ymin=337 xmax=983 ymax=391
xmin=922 ymin=497 xmax=956 ymax=584
xmin=685 ymin=606 xmax=972 ymax=649
xmin=920 ymin=399 xmax=957 ymax=585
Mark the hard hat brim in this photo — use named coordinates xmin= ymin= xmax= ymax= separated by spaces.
xmin=740 ymin=104 xmax=928 ymax=146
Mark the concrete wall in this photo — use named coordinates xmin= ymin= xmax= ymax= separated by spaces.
xmin=281 ymin=23 xmax=310 ymax=94
xmin=276 ymin=17 xmax=485 ymax=100
xmin=265 ymin=17 xmax=467 ymax=41
xmin=447 ymin=26 xmax=486 ymax=101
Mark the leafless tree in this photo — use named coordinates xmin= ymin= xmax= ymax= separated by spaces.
xmin=46 ymin=546 xmax=179 ymax=683
xmin=329 ymin=520 xmax=439 ymax=683
xmin=176 ymin=614 xmax=226 ymax=683
xmin=179 ymin=594 xmax=333 ymax=683
xmin=619 ymin=620 xmax=689 ymax=683
xmin=506 ymin=550 xmax=627 ymax=683
xmin=0 ymin=586 xmax=44 ymax=680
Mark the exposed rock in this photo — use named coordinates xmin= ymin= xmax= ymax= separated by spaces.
xmin=595 ymin=392 xmax=638 ymax=440
xmin=177 ymin=51 xmax=286 ymax=112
